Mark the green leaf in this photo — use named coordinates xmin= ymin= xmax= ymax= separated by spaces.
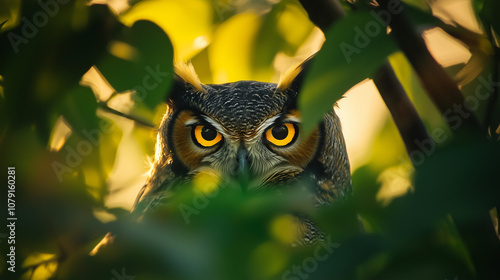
xmin=58 ymin=85 xmax=99 ymax=135
xmin=96 ymin=20 xmax=174 ymax=110
xmin=401 ymin=2 xmax=441 ymax=29
xmin=0 ymin=0 xmax=21 ymax=32
xmin=0 ymin=4 xmax=117 ymax=136
xmin=299 ymin=11 xmax=398 ymax=135
xmin=400 ymin=0 xmax=430 ymax=10
xmin=475 ymin=0 xmax=500 ymax=41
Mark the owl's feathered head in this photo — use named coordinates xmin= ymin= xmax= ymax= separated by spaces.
xmin=160 ymin=57 xmax=326 ymax=187
xmin=140 ymin=56 xmax=350 ymax=212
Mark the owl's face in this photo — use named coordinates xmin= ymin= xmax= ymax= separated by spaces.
xmin=129 ymin=59 xmax=351 ymax=223
xmin=166 ymin=79 xmax=321 ymax=190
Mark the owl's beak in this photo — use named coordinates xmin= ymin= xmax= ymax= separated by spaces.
xmin=236 ymin=146 xmax=251 ymax=192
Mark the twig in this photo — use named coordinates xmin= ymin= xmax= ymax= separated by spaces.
xmin=298 ymin=0 xmax=430 ymax=156
xmin=98 ymin=102 xmax=155 ymax=128
xmin=373 ymin=64 xmax=430 ymax=153
xmin=0 ymin=20 xmax=7 ymax=30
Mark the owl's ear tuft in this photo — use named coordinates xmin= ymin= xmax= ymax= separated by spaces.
xmin=277 ymin=54 xmax=315 ymax=93
xmin=173 ymin=61 xmax=207 ymax=94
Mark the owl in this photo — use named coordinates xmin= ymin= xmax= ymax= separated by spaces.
xmin=92 ymin=56 xmax=351 ymax=254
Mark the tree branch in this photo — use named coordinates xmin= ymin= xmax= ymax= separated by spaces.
xmin=299 ymin=1 xmax=500 ymax=277
xmin=376 ymin=0 xmax=481 ymax=133
xmin=374 ymin=0 xmax=499 ymax=277
xmin=98 ymin=103 xmax=155 ymax=128
xmin=298 ymin=0 xmax=430 ymax=156
xmin=373 ymin=63 xmax=430 ymax=153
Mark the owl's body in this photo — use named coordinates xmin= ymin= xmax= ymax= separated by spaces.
xmin=92 ymin=59 xmax=351 ymax=254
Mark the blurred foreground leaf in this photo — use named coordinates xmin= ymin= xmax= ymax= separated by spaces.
xmin=96 ymin=20 xmax=174 ymax=110
xmin=0 ymin=3 xmax=119 ymax=141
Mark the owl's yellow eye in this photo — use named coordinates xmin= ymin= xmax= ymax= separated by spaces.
xmin=265 ymin=123 xmax=297 ymax=147
xmin=192 ymin=125 xmax=222 ymax=147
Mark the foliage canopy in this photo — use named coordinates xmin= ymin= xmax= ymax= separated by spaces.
xmin=0 ymin=0 xmax=499 ymax=279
